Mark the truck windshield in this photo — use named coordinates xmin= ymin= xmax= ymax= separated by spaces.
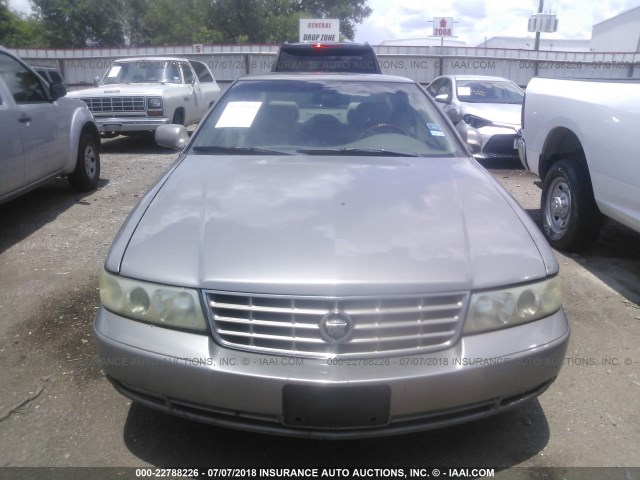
xmin=102 ymin=61 xmax=182 ymax=85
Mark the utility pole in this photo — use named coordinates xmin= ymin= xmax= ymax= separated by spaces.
xmin=534 ymin=0 xmax=544 ymax=52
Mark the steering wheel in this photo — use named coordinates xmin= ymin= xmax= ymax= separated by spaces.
xmin=359 ymin=123 xmax=407 ymax=138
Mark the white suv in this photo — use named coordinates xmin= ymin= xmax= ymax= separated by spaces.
xmin=0 ymin=47 xmax=101 ymax=204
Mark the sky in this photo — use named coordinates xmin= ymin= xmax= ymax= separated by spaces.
xmin=8 ymin=0 xmax=640 ymax=47
xmin=353 ymin=0 xmax=640 ymax=46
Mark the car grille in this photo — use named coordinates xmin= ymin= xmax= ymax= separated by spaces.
xmin=482 ymin=134 xmax=519 ymax=159
xmin=205 ymin=291 xmax=468 ymax=357
xmin=79 ymin=96 xmax=146 ymax=113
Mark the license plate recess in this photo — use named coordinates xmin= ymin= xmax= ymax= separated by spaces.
xmin=283 ymin=384 xmax=390 ymax=428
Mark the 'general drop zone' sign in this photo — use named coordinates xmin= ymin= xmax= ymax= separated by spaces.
xmin=299 ymin=19 xmax=340 ymax=42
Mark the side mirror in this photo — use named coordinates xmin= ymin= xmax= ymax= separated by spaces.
xmin=155 ymin=125 xmax=189 ymax=150
xmin=94 ymin=76 xmax=100 ymax=87
xmin=434 ymin=93 xmax=450 ymax=104
xmin=444 ymin=105 xmax=463 ymax=125
xmin=49 ymin=82 xmax=67 ymax=100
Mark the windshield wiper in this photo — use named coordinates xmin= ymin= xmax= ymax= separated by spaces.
xmin=192 ymin=146 xmax=291 ymax=155
xmin=297 ymin=148 xmax=418 ymax=157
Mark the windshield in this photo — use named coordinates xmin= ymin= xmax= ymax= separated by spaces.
xmin=191 ymin=79 xmax=462 ymax=157
xmin=456 ymin=80 xmax=524 ymax=104
xmin=102 ymin=60 xmax=182 ymax=85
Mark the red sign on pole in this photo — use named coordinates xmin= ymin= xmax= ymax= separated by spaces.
xmin=433 ymin=17 xmax=453 ymax=36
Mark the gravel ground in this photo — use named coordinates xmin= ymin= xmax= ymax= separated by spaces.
xmin=0 ymin=136 xmax=638 ymax=476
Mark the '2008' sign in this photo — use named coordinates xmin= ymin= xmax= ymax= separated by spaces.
xmin=433 ymin=28 xmax=452 ymax=36
xmin=433 ymin=17 xmax=454 ymax=37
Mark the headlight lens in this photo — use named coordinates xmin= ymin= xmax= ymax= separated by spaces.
xmin=147 ymin=97 xmax=162 ymax=110
xmin=464 ymin=276 xmax=562 ymax=334
xmin=99 ymin=270 xmax=207 ymax=332
xmin=462 ymin=114 xmax=492 ymax=129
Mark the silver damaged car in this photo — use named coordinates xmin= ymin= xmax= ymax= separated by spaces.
xmin=95 ymin=73 xmax=569 ymax=438
xmin=427 ymin=75 xmax=524 ymax=160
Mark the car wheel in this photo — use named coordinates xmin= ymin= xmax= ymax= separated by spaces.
xmin=171 ymin=110 xmax=184 ymax=126
xmin=68 ymin=133 xmax=101 ymax=192
xmin=541 ymin=159 xmax=602 ymax=251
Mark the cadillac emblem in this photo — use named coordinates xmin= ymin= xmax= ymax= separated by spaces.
xmin=319 ymin=310 xmax=354 ymax=344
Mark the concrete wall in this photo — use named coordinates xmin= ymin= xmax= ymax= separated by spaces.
xmin=10 ymin=43 xmax=640 ymax=90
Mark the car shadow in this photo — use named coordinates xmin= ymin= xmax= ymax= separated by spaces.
xmin=491 ymin=168 xmax=639 ymax=306
xmin=0 ymin=177 xmax=109 ymax=255
xmin=100 ymin=134 xmax=178 ymax=155
xmin=476 ymin=157 xmax=524 ymax=171
xmin=526 ymin=205 xmax=640 ymax=305
xmin=122 ymin=400 xmax=549 ymax=468
xmin=100 ymin=126 xmax=195 ymax=154
xmin=561 ymin=218 xmax=640 ymax=304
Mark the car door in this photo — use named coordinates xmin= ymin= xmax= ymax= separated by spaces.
xmin=180 ymin=62 xmax=201 ymax=124
xmin=0 ymin=75 xmax=25 ymax=199
xmin=190 ymin=60 xmax=220 ymax=112
xmin=0 ymin=52 xmax=68 ymax=186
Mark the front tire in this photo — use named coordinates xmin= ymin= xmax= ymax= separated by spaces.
xmin=171 ymin=109 xmax=185 ymax=126
xmin=68 ymin=133 xmax=100 ymax=192
xmin=541 ymin=159 xmax=602 ymax=251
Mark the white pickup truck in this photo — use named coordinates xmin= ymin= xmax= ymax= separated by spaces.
xmin=67 ymin=57 xmax=220 ymax=138
xmin=517 ymin=77 xmax=640 ymax=251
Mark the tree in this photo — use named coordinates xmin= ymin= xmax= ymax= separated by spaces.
xmin=130 ymin=0 xmax=223 ymax=46
xmin=21 ymin=0 xmax=371 ymax=48
xmin=0 ymin=0 xmax=47 ymax=47
xmin=206 ymin=0 xmax=370 ymax=44
xmin=32 ymin=0 xmax=129 ymax=47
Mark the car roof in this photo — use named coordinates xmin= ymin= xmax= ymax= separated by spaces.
xmin=113 ymin=57 xmax=192 ymax=63
xmin=238 ymin=72 xmax=413 ymax=83
xmin=445 ymin=75 xmax=515 ymax=82
xmin=278 ymin=42 xmax=374 ymax=50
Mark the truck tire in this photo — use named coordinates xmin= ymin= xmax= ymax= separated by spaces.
xmin=68 ymin=132 xmax=101 ymax=192
xmin=541 ymin=159 xmax=602 ymax=251
xmin=171 ymin=109 xmax=185 ymax=126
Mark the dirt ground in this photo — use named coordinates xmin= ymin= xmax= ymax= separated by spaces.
xmin=0 ymin=136 xmax=638 ymax=476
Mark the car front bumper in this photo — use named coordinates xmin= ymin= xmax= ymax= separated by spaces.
xmin=94 ymin=306 xmax=569 ymax=438
xmin=516 ymin=136 xmax=528 ymax=170
xmin=458 ymin=123 xmax=520 ymax=160
xmin=94 ymin=116 xmax=171 ymax=133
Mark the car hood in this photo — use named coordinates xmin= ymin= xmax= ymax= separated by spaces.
xmin=460 ymin=103 xmax=521 ymax=127
xmin=67 ymin=83 xmax=181 ymax=97
xmin=118 ymin=155 xmax=548 ymax=296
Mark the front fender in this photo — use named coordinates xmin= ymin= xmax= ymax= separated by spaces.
xmin=164 ymin=86 xmax=193 ymax=122
xmin=62 ymin=104 xmax=99 ymax=174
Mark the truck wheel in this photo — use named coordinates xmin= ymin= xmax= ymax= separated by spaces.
xmin=171 ymin=110 xmax=184 ymax=126
xmin=68 ymin=133 xmax=101 ymax=192
xmin=541 ymin=159 xmax=602 ymax=251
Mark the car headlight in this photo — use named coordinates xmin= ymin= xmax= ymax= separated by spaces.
xmin=462 ymin=114 xmax=492 ymax=129
xmin=464 ymin=276 xmax=562 ymax=334
xmin=147 ymin=97 xmax=163 ymax=110
xmin=99 ymin=270 xmax=207 ymax=332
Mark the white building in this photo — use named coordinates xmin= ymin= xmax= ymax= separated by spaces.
xmin=475 ymin=36 xmax=591 ymax=52
xmin=379 ymin=37 xmax=466 ymax=47
xmin=591 ymin=5 xmax=640 ymax=52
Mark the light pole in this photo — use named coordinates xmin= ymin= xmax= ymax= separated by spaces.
xmin=534 ymin=0 xmax=543 ymax=51
xmin=528 ymin=0 xmax=557 ymax=76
